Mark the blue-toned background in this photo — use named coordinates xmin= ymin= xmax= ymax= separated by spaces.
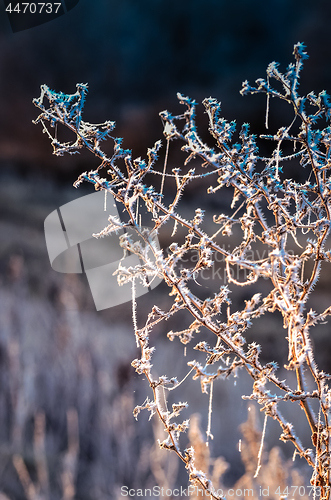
xmin=2 ymin=0 xmax=331 ymax=180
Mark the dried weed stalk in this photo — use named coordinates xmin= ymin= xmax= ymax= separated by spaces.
xmin=34 ymin=43 xmax=331 ymax=498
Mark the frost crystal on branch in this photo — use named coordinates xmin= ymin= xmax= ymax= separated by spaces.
xmin=34 ymin=42 xmax=331 ymax=497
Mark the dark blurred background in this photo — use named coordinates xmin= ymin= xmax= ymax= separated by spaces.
xmin=2 ymin=0 xmax=331 ymax=182
xmin=1 ymin=1 xmax=331 ymax=498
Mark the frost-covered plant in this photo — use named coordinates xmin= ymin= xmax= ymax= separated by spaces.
xmin=34 ymin=43 xmax=331 ymax=498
